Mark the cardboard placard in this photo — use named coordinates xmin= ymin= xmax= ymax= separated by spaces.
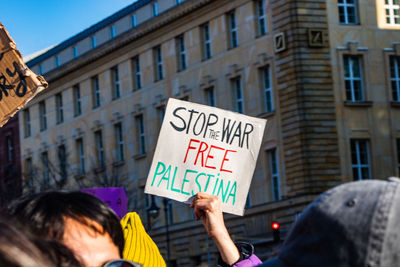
xmin=145 ymin=98 xmax=266 ymax=216
xmin=0 ymin=23 xmax=48 ymax=127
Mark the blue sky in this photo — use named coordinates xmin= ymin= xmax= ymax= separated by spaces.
xmin=1 ymin=0 xmax=135 ymax=58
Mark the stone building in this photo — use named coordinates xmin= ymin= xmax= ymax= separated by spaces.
xmin=21 ymin=0 xmax=400 ymax=265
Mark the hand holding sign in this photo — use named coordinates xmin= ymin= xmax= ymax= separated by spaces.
xmin=145 ymin=98 xmax=266 ymax=216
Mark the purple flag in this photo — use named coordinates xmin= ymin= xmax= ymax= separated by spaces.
xmin=81 ymin=187 xmax=128 ymax=219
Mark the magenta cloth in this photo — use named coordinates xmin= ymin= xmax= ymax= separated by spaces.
xmin=81 ymin=187 xmax=128 ymax=219
xmin=233 ymin=254 xmax=263 ymax=267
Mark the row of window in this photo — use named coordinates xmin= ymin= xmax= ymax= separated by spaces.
xmin=23 ymin=64 xmax=274 ymax=137
xmin=338 ymin=0 xmax=400 ymax=25
xmin=344 ymin=55 xmax=400 ymax=102
xmin=38 ymin=0 xmax=267 ymax=75
xmin=24 ymin=53 xmax=400 ymax=137
xmin=41 ymin=0 xmax=187 ymax=73
xmin=24 ymin=115 xmax=145 ymax=186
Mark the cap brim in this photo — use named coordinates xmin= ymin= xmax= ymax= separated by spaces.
xmin=257 ymin=257 xmax=286 ymax=267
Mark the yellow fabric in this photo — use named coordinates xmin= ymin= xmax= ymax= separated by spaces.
xmin=120 ymin=212 xmax=166 ymax=267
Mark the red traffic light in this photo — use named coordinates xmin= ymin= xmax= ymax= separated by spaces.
xmin=272 ymin=222 xmax=280 ymax=230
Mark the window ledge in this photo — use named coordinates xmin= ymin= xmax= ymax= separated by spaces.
xmin=112 ymin=160 xmax=125 ymax=167
xmin=94 ymin=167 xmax=105 ymax=174
xmin=201 ymin=57 xmax=211 ymax=62
xmin=391 ymin=101 xmax=400 ymax=108
xmin=344 ymin=101 xmax=373 ymax=107
xmin=255 ymin=33 xmax=267 ymax=39
xmin=257 ymin=110 xmax=275 ymax=119
xmin=74 ymin=173 xmax=86 ymax=180
xmin=133 ymin=153 xmax=147 ymax=160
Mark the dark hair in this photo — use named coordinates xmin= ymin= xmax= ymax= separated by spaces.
xmin=0 ymin=218 xmax=52 ymax=267
xmin=33 ymin=238 xmax=83 ymax=267
xmin=8 ymin=191 xmax=124 ymax=256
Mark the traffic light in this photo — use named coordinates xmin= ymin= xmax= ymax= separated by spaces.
xmin=272 ymin=221 xmax=280 ymax=242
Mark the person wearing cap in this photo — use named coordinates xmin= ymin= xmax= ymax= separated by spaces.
xmin=191 ymin=177 xmax=400 ymax=267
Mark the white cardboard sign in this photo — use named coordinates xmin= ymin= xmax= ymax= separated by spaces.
xmin=145 ymin=98 xmax=266 ymax=216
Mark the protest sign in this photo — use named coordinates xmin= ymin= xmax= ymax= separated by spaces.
xmin=81 ymin=187 xmax=128 ymax=219
xmin=145 ymin=98 xmax=266 ymax=216
xmin=0 ymin=23 xmax=48 ymax=127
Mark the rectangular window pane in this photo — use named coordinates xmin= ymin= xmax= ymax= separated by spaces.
xmin=176 ymin=35 xmax=187 ymax=71
xmin=351 ymin=139 xmax=371 ymax=180
xmin=24 ymin=109 xmax=31 ymax=137
xmin=39 ymin=101 xmax=47 ymax=131
xmin=390 ymin=56 xmax=400 ymax=102
xmin=202 ymin=23 xmax=212 ymax=60
xmin=338 ymin=0 xmax=358 ymax=24
xmin=91 ymin=36 xmax=97 ymax=48
xmin=95 ymin=131 xmax=105 ymax=169
xmin=262 ymin=66 xmax=273 ymax=112
xmin=132 ymin=56 xmax=142 ymax=90
xmin=228 ymin=11 xmax=238 ymax=48
xmin=344 ymin=55 xmax=364 ymax=102
xmin=268 ymin=148 xmax=280 ymax=201
xmin=58 ymin=145 xmax=67 ymax=182
xmin=132 ymin=14 xmax=137 ymax=28
xmin=154 ymin=46 xmax=164 ymax=81
xmin=115 ymin=123 xmax=124 ymax=162
xmin=111 ymin=66 xmax=120 ymax=99
xmin=73 ymin=85 xmax=82 ymax=116
xmin=385 ymin=0 xmax=400 ymax=25
xmin=6 ymin=136 xmax=13 ymax=163
xmin=92 ymin=76 xmax=101 ymax=108
xmin=232 ymin=77 xmax=244 ymax=113
xmin=56 ymin=93 xmax=63 ymax=124
xmin=153 ymin=2 xmax=159 ymax=17
xmin=76 ymin=138 xmax=85 ymax=174
xmin=136 ymin=115 xmax=146 ymax=154
xmin=41 ymin=151 xmax=50 ymax=187
xmin=256 ymin=0 xmax=267 ymax=35
xmin=205 ymin=87 xmax=216 ymax=107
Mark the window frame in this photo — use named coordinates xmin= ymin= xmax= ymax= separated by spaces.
xmin=135 ymin=114 xmax=146 ymax=155
xmin=55 ymin=93 xmax=64 ymax=124
xmin=41 ymin=151 xmax=50 ymax=187
xmin=91 ymin=75 xmax=101 ymax=108
xmin=39 ymin=101 xmax=47 ymax=131
xmin=58 ymin=144 xmax=67 ymax=182
xmin=111 ymin=66 xmax=121 ymax=100
xmin=24 ymin=108 xmax=31 ymax=137
xmin=384 ymin=0 xmax=400 ymax=25
xmin=268 ymin=148 xmax=281 ymax=201
xmin=154 ymin=46 xmax=164 ymax=81
xmin=232 ymin=77 xmax=244 ymax=113
xmin=132 ymin=56 xmax=142 ymax=90
xmin=176 ymin=35 xmax=187 ymax=71
xmin=95 ymin=130 xmax=105 ymax=169
xmin=343 ymin=55 xmax=364 ymax=102
xmin=76 ymin=138 xmax=85 ymax=175
xmin=261 ymin=65 xmax=274 ymax=113
xmin=350 ymin=139 xmax=371 ymax=180
xmin=227 ymin=10 xmax=239 ymax=49
xmin=114 ymin=123 xmax=125 ymax=162
xmin=152 ymin=2 xmax=159 ymax=17
xmin=390 ymin=56 xmax=400 ymax=102
xmin=201 ymin=23 xmax=212 ymax=60
xmin=338 ymin=0 xmax=359 ymax=25
xmin=255 ymin=0 xmax=268 ymax=36
xmin=73 ymin=84 xmax=82 ymax=116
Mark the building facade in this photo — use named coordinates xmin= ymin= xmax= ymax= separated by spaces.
xmin=21 ymin=0 xmax=400 ymax=265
